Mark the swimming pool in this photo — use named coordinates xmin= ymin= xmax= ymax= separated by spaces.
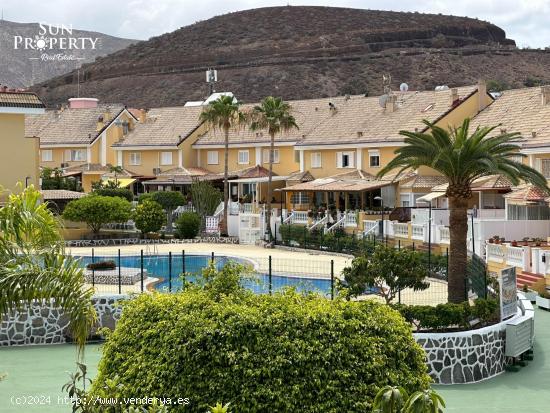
xmin=77 ymin=254 xmax=333 ymax=296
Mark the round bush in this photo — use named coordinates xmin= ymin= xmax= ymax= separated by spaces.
xmin=91 ymin=291 xmax=430 ymax=412
xmin=175 ymin=212 xmax=201 ymax=239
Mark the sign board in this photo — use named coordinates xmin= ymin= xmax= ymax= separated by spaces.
xmin=500 ymin=266 xmax=518 ymax=320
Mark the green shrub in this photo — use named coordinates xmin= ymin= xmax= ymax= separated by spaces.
xmin=133 ymin=199 xmax=166 ymax=236
xmin=93 ymin=187 xmax=133 ymax=202
xmin=138 ymin=193 xmax=154 ymax=204
xmin=86 ymin=260 xmax=116 ymax=271
xmin=63 ymin=195 xmax=132 ymax=234
xmin=91 ymin=289 xmax=430 ymax=412
xmin=175 ymin=212 xmax=201 ymax=239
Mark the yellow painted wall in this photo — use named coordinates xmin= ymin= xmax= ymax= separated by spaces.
xmin=197 ymin=145 xmax=298 ymax=175
xmin=0 ymin=114 xmax=40 ymax=197
xmin=81 ymin=173 xmax=104 ymax=193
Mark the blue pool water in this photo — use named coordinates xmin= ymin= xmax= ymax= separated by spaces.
xmin=77 ymin=254 xmax=332 ymax=296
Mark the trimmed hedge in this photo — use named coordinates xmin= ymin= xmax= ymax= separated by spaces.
xmin=394 ymin=298 xmax=499 ymax=332
xmin=175 ymin=212 xmax=201 ymax=239
xmin=91 ymin=291 xmax=430 ymax=412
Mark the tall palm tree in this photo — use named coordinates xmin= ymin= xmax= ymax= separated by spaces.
xmin=0 ymin=185 xmax=96 ymax=351
xmin=199 ymin=96 xmax=243 ymax=236
xmin=249 ymin=97 xmax=298 ymax=241
xmin=378 ymin=118 xmax=548 ymax=303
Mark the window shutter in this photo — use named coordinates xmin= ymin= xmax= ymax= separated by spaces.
xmin=348 ymin=152 xmax=355 ymax=168
xmin=65 ymin=149 xmax=72 ymax=161
xmin=336 ymin=152 xmax=342 ymax=168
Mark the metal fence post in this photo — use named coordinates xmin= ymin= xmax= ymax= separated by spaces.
xmin=412 ymin=242 xmax=415 ymax=251
xmin=398 ymin=240 xmax=401 ymax=250
xmin=446 ymin=247 xmax=449 ymax=280
xmin=268 ymin=255 xmax=272 ymax=295
xmin=140 ymin=249 xmax=144 ymax=292
xmin=91 ymin=248 xmax=95 ymax=288
xmin=169 ymin=251 xmax=172 ymax=293
xmin=182 ymin=250 xmax=186 ymax=274
xmin=118 ymin=249 xmax=122 ymax=295
xmin=330 ymin=259 xmax=335 ymax=300
xmin=211 ymin=251 xmax=215 ymax=264
xmin=304 ymin=225 xmax=307 ymax=250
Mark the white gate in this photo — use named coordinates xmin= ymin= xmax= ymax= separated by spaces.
xmin=238 ymin=213 xmax=264 ymax=244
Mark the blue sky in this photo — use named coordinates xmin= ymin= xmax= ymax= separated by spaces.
xmin=2 ymin=0 xmax=549 ymax=48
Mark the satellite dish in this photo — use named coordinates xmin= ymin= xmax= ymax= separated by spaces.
xmin=379 ymin=94 xmax=389 ymax=108
xmin=400 ymin=83 xmax=409 ymax=92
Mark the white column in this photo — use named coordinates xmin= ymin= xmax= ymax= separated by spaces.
xmin=197 ymin=149 xmax=201 ymax=167
xmin=299 ymin=150 xmax=304 ymax=172
xmin=178 ymin=149 xmax=183 ymax=168
xmin=529 ymin=154 xmax=535 ymax=168
xmin=117 ymin=150 xmax=123 ymax=167
xmin=86 ymin=146 xmax=92 ymax=163
xmin=255 ymin=147 xmax=262 ymax=165
xmin=100 ymin=132 xmax=107 ymax=166
xmin=356 ymin=148 xmax=362 ymax=170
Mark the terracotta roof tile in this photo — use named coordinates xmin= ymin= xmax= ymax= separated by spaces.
xmin=0 ymin=91 xmax=44 ymax=108
xmin=41 ymin=190 xmax=86 ymax=200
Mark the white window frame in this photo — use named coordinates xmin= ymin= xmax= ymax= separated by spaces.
xmin=160 ymin=151 xmax=173 ymax=166
xmin=65 ymin=149 xmax=86 ymax=162
xmin=238 ymin=150 xmax=250 ymax=165
xmin=263 ymin=148 xmax=280 ymax=164
xmin=336 ymin=151 xmax=355 ymax=168
xmin=207 ymin=151 xmax=219 ymax=165
xmin=129 ymin=152 xmax=142 ymax=166
xmin=41 ymin=149 xmax=53 ymax=162
xmin=400 ymin=194 xmax=411 ymax=207
xmin=311 ymin=152 xmax=322 ymax=168
xmin=368 ymin=149 xmax=380 ymax=168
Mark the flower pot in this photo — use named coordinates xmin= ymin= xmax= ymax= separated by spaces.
xmin=524 ymin=290 xmax=538 ymax=303
xmin=488 ymin=239 xmax=494 ymax=244
xmin=536 ymin=295 xmax=550 ymax=310
xmin=511 ymin=241 xmax=518 ymax=247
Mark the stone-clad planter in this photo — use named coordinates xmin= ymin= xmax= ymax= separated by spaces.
xmin=414 ymin=305 xmax=530 ymax=385
xmin=0 ymin=295 xmax=127 ymax=346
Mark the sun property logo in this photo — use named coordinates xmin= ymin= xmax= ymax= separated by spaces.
xmin=14 ymin=23 xmax=100 ymax=62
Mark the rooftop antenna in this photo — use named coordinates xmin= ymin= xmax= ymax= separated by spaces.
xmin=206 ymin=68 xmax=217 ymax=97
xmin=382 ymin=74 xmax=392 ymax=95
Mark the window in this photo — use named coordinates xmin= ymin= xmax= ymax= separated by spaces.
xmin=129 ymin=152 xmax=142 ymax=165
xmin=509 ymin=154 xmax=523 ymax=164
xmin=238 ymin=150 xmax=249 ymax=165
xmin=311 ymin=152 xmax=322 ymax=168
xmin=336 ymin=151 xmax=355 ymax=168
xmin=369 ymin=150 xmax=380 ymax=167
xmin=65 ymin=149 xmax=86 ymax=162
xmin=41 ymin=149 xmax=53 ymax=162
xmin=207 ymin=151 xmax=219 ymax=165
xmin=541 ymin=159 xmax=550 ymax=178
xmin=160 ymin=152 xmax=173 ymax=166
xmin=400 ymin=194 xmax=411 ymax=207
xmin=262 ymin=148 xmax=280 ymax=164
xmin=122 ymin=121 xmax=129 ymax=135
xmin=291 ymin=192 xmax=310 ymax=204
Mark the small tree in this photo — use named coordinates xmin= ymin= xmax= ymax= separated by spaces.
xmin=342 ymin=245 xmax=429 ymax=303
xmin=190 ymin=179 xmax=223 ymax=225
xmin=373 ymin=386 xmax=445 ymax=413
xmin=150 ymin=191 xmax=186 ymax=233
xmin=133 ymin=199 xmax=166 ymax=237
xmin=175 ymin=212 xmax=201 ymax=239
xmin=63 ymin=195 xmax=132 ymax=234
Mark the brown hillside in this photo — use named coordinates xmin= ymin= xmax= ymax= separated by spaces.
xmin=32 ymin=6 xmax=550 ymax=108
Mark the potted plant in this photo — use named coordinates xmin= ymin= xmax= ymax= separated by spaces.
xmin=522 ymin=237 xmax=530 ymax=246
xmin=511 ymin=240 xmax=518 ymax=247
xmin=521 ymin=283 xmax=538 ymax=303
xmin=533 ymin=279 xmax=550 ymax=310
xmin=534 ymin=237 xmax=543 ymax=247
xmin=500 ymin=237 xmax=505 ymax=244
xmin=488 ymin=238 xmax=494 ymax=244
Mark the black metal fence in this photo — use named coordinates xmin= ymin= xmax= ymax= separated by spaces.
xmin=77 ymin=249 xmax=343 ymax=299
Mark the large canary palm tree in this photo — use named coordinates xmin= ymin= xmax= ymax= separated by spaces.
xmin=378 ymin=118 xmax=548 ymax=303
xmin=0 ymin=185 xmax=96 ymax=351
xmin=199 ymin=96 xmax=243 ymax=236
xmin=249 ymin=97 xmax=298 ymax=241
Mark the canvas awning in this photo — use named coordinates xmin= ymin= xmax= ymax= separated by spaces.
xmin=104 ymin=178 xmax=136 ymax=188
xmin=416 ymin=192 xmax=445 ymax=203
xmin=229 ymin=176 xmax=289 ymax=184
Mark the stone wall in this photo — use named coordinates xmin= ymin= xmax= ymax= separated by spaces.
xmin=0 ymin=295 xmax=126 ymax=346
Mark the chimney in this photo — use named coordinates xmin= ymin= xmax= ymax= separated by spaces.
xmin=139 ymin=108 xmax=147 ymax=123
xmin=450 ymin=88 xmax=459 ymax=106
xmin=385 ymin=95 xmax=397 ymax=113
xmin=477 ymin=79 xmax=487 ymax=111
xmin=68 ymin=97 xmax=98 ymax=109
xmin=541 ymin=86 xmax=550 ymax=106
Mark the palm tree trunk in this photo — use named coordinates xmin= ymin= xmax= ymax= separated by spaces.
xmin=266 ymin=132 xmax=275 ymax=241
xmin=448 ymin=196 xmax=468 ymax=303
xmin=222 ymin=128 xmax=229 ymax=236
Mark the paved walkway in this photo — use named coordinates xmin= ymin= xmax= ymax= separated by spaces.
xmin=1 ymin=309 xmax=548 ymax=412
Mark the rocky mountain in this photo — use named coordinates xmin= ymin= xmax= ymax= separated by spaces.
xmin=29 ymin=6 xmax=550 ymax=107
xmin=0 ymin=19 xmax=137 ymax=88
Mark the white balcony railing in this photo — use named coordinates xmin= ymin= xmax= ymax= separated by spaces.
xmin=486 ymin=243 xmax=505 ymax=263
xmin=392 ymin=222 xmax=409 ymax=238
xmin=411 ymin=224 xmax=425 ymax=240
xmin=344 ymin=212 xmax=358 ymax=227
xmin=506 ymin=245 xmax=525 ymax=267
xmin=363 ymin=220 xmax=379 ymax=236
xmin=439 ymin=227 xmax=450 ymax=244
xmin=293 ymin=211 xmax=309 ymax=224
